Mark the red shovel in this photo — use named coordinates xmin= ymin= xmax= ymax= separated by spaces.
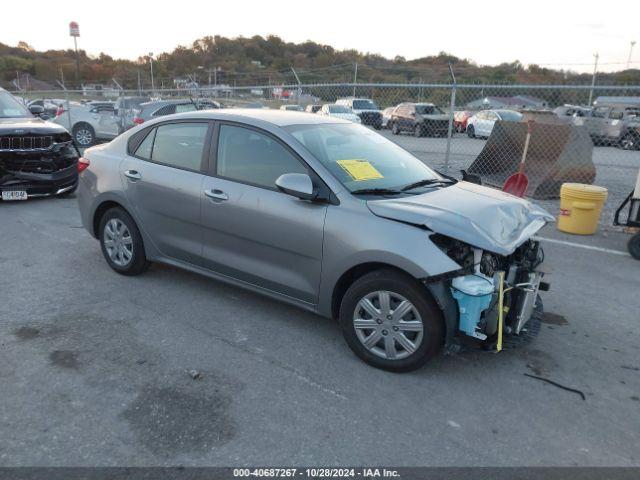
xmin=503 ymin=120 xmax=534 ymax=197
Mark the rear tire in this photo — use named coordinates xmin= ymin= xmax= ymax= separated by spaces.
xmin=339 ymin=269 xmax=444 ymax=372
xmin=466 ymin=125 xmax=475 ymax=138
xmin=391 ymin=122 xmax=400 ymax=135
xmin=98 ymin=207 xmax=149 ymax=276
xmin=73 ymin=123 xmax=96 ymax=147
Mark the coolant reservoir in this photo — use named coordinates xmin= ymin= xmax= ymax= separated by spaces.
xmin=451 ymin=275 xmax=495 ymax=340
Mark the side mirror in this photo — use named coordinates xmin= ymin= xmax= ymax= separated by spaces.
xmin=29 ymin=105 xmax=45 ymax=116
xmin=276 ymin=173 xmax=316 ymax=201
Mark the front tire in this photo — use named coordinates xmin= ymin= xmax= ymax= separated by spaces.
xmin=99 ymin=207 xmax=149 ymax=275
xmin=391 ymin=122 xmax=400 ymax=135
xmin=339 ymin=269 xmax=444 ymax=372
xmin=414 ymin=123 xmax=423 ymax=137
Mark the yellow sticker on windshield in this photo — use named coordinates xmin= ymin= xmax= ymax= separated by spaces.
xmin=336 ymin=159 xmax=383 ymax=181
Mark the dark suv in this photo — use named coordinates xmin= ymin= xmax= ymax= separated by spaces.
xmin=0 ymin=88 xmax=79 ymax=200
xmin=389 ymin=102 xmax=449 ymax=137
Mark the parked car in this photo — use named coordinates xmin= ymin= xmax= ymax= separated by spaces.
xmin=305 ymin=104 xmax=322 ymax=113
xmin=27 ymin=98 xmax=66 ymax=119
xmin=114 ymin=96 xmax=151 ymax=131
xmin=0 ymin=87 xmax=79 ymax=199
xmin=381 ymin=106 xmax=396 ymax=129
xmin=318 ymin=104 xmax=361 ymax=123
xmin=132 ymin=99 xmax=221 ymax=125
xmin=336 ymin=97 xmax=382 ymax=129
xmin=77 ymin=109 xmax=552 ymax=372
xmin=466 ymin=109 xmax=523 ymax=138
xmin=453 ymin=110 xmax=474 ymax=133
xmin=53 ymin=101 xmax=120 ymax=147
xmin=574 ymin=104 xmax=640 ymax=149
xmin=389 ymin=103 xmax=449 ymax=137
xmin=280 ymin=105 xmax=303 ymax=111
xmin=553 ymin=104 xmax=591 ymax=119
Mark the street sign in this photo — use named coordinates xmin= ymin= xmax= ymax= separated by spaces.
xmin=69 ymin=21 xmax=80 ymax=37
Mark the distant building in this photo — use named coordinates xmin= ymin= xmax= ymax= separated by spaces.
xmin=466 ymin=95 xmax=548 ymax=110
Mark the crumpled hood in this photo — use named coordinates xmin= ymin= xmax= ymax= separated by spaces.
xmin=367 ymin=181 xmax=554 ymax=255
xmin=0 ymin=117 xmax=68 ymax=136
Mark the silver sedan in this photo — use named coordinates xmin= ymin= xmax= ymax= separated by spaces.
xmin=77 ymin=109 xmax=552 ymax=371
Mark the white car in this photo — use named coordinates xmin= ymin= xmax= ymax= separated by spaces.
xmin=318 ymin=104 xmax=361 ymax=123
xmin=466 ymin=109 xmax=523 ymax=138
xmin=53 ymin=102 xmax=120 ymax=147
xmin=335 ymin=97 xmax=382 ymax=129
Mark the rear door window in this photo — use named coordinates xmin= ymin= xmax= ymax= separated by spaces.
xmin=134 ymin=129 xmax=156 ymax=159
xmin=150 ymin=123 xmax=208 ymax=171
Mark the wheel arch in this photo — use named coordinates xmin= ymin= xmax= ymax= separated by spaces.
xmin=330 ymin=262 xmax=426 ymax=321
xmin=92 ymin=200 xmax=129 ymax=237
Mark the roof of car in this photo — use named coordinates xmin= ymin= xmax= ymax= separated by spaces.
xmin=164 ymin=108 xmax=351 ymax=126
xmin=140 ymin=98 xmax=216 ymax=108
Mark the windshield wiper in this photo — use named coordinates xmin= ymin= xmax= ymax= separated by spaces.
xmin=351 ymin=188 xmax=404 ymax=196
xmin=401 ymin=178 xmax=456 ymax=192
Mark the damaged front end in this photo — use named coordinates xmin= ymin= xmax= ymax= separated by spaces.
xmin=366 ymin=180 xmax=554 ymax=352
xmin=428 ymin=234 xmax=547 ymax=351
xmin=0 ymin=131 xmax=79 ymax=199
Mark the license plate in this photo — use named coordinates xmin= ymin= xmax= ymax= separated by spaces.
xmin=1 ymin=190 xmax=28 ymax=201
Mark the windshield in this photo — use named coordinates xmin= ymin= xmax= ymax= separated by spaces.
xmin=328 ymin=105 xmax=353 ymax=113
xmin=497 ymin=110 xmax=523 ymax=121
xmin=285 ymin=123 xmax=440 ymax=193
xmin=416 ymin=105 xmax=444 ymax=115
xmin=0 ymin=91 xmax=30 ymax=118
xmin=352 ymin=99 xmax=379 ymax=110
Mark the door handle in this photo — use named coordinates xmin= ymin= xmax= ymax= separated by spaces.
xmin=124 ymin=170 xmax=142 ymax=180
xmin=204 ymin=189 xmax=228 ymax=201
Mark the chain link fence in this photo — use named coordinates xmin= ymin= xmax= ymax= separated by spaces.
xmin=10 ymin=82 xmax=640 ymax=224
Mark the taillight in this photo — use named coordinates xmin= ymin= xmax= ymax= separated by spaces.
xmin=78 ymin=157 xmax=90 ymax=173
xmin=133 ymin=116 xmax=144 ymax=125
xmin=56 ymin=106 xmax=66 ymax=117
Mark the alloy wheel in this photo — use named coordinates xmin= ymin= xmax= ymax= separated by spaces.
xmin=103 ymin=218 xmax=133 ymax=267
xmin=353 ymin=290 xmax=424 ymax=360
xmin=76 ymin=128 xmax=93 ymax=146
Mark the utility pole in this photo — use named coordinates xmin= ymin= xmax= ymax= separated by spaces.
xmin=353 ymin=62 xmax=358 ymax=96
xmin=291 ymin=67 xmax=302 ymax=102
xmin=149 ymin=52 xmax=155 ymax=92
xmin=444 ymin=63 xmax=457 ymax=173
xmin=628 ymin=41 xmax=636 ymax=70
xmin=588 ymin=53 xmax=599 ymax=106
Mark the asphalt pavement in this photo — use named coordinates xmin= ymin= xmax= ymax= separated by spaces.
xmin=1 ymin=195 xmax=639 ymax=466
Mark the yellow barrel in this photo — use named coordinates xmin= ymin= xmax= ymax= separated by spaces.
xmin=557 ymin=183 xmax=608 ymax=235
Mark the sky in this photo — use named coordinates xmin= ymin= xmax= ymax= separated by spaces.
xmin=2 ymin=0 xmax=639 ymax=73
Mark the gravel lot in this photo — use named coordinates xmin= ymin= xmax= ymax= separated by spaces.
xmin=1 ymin=194 xmax=639 ymax=466
xmin=382 ymin=131 xmax=640 ymax=227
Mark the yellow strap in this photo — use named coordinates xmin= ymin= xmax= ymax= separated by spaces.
xmin=497 ymin=271 xmax=505 ymax=353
